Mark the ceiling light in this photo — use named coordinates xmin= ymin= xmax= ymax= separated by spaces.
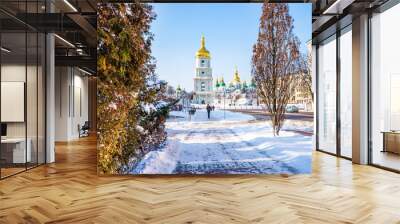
xmin=54 ymin=34 xmax=75 ymax=48
xmin=76 ymin=49 xmax=85 ymax=55
xmin=323 ymin=0 xmax=355 ymax=15
xmin=63 ymin=0 xmax=78 ymax=12
xmin=1 ymin=47 xmax=11 ymax=53
xmin=78 ymin=67 xmax=93 ymax=76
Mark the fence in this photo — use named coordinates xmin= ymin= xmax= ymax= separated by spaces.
xmin=184 ymin=103 xmax=313 ymax=112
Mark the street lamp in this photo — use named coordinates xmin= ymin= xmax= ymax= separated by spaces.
xmin=223 ymin=88 xmax=226 ymax=120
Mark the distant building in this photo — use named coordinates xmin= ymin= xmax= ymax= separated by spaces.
xmin=214 ymin=67 xmax=257 ymax=106
xmin=193 ymin=36 xmax=213 ymax=104
xmin=289 ymin=74 xmax=313 ymax=111
xmin=191 ymin=36 xmax=257 ymax=106
xmin=289 ymin=40 xmax=313 ymax=111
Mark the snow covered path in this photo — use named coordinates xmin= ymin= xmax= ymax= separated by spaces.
xmin=133 ymin=109 xmax=312 ymax=175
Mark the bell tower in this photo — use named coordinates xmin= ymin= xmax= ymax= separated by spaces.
xmin=193 ymin=35 xmax=213 ymax=104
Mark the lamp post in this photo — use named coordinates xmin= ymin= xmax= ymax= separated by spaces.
xmin=190 ymin=92 xmax=196 ymax=121
xmin=223 ymin=88 xmax=226 ymax=120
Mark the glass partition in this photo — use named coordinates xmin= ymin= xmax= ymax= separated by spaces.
xmin=317 ymin=35 xmax=337 ymax=154
xmin=0 ymin=1 xmax=46 ymax=179
xmin=1 ymin=31 xmax=28 ymax=177
xmin=339 ymin=26 xmax=352 ymax=158
xmin=370 ymin=3 xmax=400 ymax=171
xmin=27 ymin=31 xmax=38 ymax=169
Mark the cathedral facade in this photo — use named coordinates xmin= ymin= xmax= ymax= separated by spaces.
xmin=192 ymin=36 xmax=256 ymax=106
xmin=193 ymin=36 xmax=214 ymax=104
xmin=214 ymin=67 xmax=257 ymax=106
xmin=188 ymin=36 xmax=312 ymax=109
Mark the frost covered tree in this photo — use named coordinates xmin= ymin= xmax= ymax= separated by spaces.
xmin=252 ymin=3 xmax=301 ymax=136
xmin=98 ymin=3 xmax=169 ymax=174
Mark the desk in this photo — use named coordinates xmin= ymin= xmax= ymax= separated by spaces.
xmin=1 ymin=138 xmax=31 ymax=163
xmin=382 ymin=131 xmax=400 ymax=155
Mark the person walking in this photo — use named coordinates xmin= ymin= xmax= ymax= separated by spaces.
xmin=206 ymin=104 xmax=212 ymax=119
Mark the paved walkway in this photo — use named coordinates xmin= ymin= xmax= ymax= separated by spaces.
xmin=172 ymin=122 xmax=300 ymax=174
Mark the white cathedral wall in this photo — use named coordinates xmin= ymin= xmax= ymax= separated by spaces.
xmin=196 ymin=57 xmax=210 ymax=68
xmin=194 ymin=79 xmax=213 ymax=92
xmin=193 ymin=56 xmax=214 ymax=104
xmin=196 ymin=68 xmax=212 ymax=77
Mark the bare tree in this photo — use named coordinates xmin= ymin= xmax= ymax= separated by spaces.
xmin=252 ymin=3 xmax=301 ymax=136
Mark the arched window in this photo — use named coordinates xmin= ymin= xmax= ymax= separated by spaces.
xmin=201 ymin=82 xmax=205 ymax=91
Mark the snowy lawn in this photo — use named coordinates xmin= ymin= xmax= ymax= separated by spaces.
xmin=132 ymin=109 xmax=312 ymax=175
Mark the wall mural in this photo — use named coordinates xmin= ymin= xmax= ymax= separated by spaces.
xmin=97 ymin=2 xmax=313 ymax=175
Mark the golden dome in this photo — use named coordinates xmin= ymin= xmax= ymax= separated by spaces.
xmin=196 ymin=35 xmax=210 ymax=59
xmin=233 ymin=66 xmax=241 ymax=83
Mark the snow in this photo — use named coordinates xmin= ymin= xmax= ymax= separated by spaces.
xmin=132 ymin=140 xmax=179 ymax=174
xmin=282 ymin=120 xmax=313 ymax=133
xmin=135 ymin=125 xmax=145 ymax=134
xmin=132 ymin=109 xmax=312 ymax=175
xmin=142 ymin=103 xmax=156 ymax=113
xmin=168 ymin=109 xmax=255 ymax=123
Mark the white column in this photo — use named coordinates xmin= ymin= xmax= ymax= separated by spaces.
xmin=352 ymin=14 xmax=369 ymax=164
xmin=54 ymin=67 xmax=73 ymax=141
xmin=312 ymin=44 xmax=317 ymax=150
xmin=46 ymin=32 xmax=55 ymax=163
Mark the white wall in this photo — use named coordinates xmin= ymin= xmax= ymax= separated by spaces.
xmin=1 ymin=65 xmax=30 ymax=138
xmin=55 ymin=66 xmax=70 ymax=141
xmin=1 ymin=64 xmax=25 ymax=81
xmin=1 ymin=63 xmax=46 ymax=164
xmin=71 ymin=72 xmax=89 ymax=138
xmin=1 ymin=65 xmax=26 ymax=140
xmin=55 ymin=67 xmax=89 ymax=141
xmin=1 ymin=82 xmax=25 ymax=122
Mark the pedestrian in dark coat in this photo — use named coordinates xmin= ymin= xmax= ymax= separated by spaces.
xmin=206 ymin=104 xmax=212 ymax=119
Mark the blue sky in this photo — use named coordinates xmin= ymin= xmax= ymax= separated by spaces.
xmin=150 ymin=3 xmax=311 ymax=91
